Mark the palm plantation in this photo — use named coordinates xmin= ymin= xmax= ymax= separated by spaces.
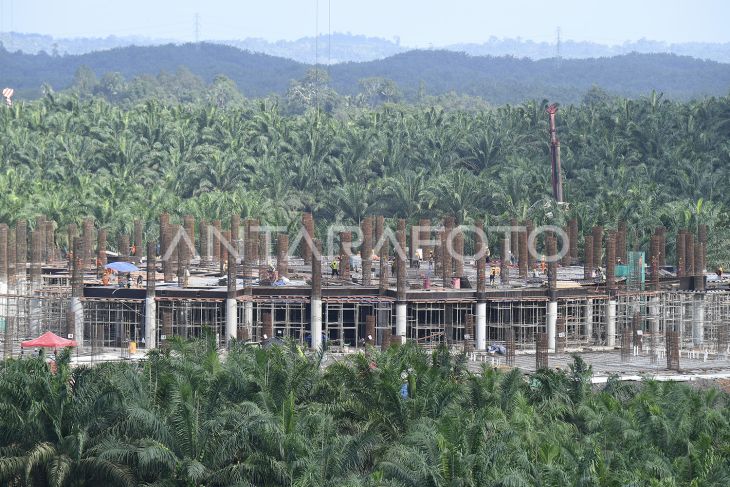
xmin=1 ymin=340 xmax=729 ymax=486
xmin=0 ymin=91 xmax=729 ymax=264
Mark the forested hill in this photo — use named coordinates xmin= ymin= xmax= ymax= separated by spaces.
xmin=3 ymin=42 xmax=730 ymax=103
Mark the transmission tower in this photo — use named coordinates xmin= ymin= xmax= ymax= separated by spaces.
xmin=555 ymin=26 xmax=562 ymax=68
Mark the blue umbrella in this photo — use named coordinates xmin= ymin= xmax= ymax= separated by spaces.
xmin=105 ymin=261 xmax=140 ymax=273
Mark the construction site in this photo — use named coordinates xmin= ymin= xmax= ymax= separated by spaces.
xmin=0 ymin=212 xmax=728 ymax=380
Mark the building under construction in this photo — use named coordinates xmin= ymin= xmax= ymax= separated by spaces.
xmin=1 ymin=214 xmax=728 ymax=376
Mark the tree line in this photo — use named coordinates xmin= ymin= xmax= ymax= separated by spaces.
xmin=5 ymin=42 xmax=730 ymax=103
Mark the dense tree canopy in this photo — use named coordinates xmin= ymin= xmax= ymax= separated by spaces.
xmin=1 ymin=340 xmax=729 ymax=486
xmin=5 ymin=43 xmax=730 ymax=103
xmin=0 ymin=89 xmax=728 ymax=265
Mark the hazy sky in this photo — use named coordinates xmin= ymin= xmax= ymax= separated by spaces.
xmin=1 ymin=0 xmax=728 ymax=46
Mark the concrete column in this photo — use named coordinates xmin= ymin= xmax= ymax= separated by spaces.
xmin=71 ymin=297 xmax=83 ymax=349
xmin=310 ymin=239 xmax=323 ymax=350
xmin=526 ymin=220 xmax=535 ymax=271
xmin=606 ymin=232 xmax=616 ymax=291
xmin=584 ymin=299 xmax=594 ymax=342
xmin=476 ymin=220 xmax=487 ymax=351
xmin=518 ymin=223 xmax=528 ymax=278
xmin=276 ymin=234 xmax=288 ymax=278
xmin=199 ymin=219 xmax=209 ymax=265
xmin=82 ymin=217 xmax=94 ymax=270
xmin=133 ymin=220 xmax=143 ymax=264
xmin=592 ymin=226 xmax=603 ymax=268
xmin=362 ymin=217 xmax=373 ymax=286
xmin=378 ymin=221 xmax=389 ymax=292
xmin=145 ymin=242 xmax=157 ymax=350
xmin=476 ymin=302 xmax=487 ymax=351
xmin=243 ymin=301 xmax=253 ymax=340
xmin=301 ymin=213 xmax=313 ymax=265
xmin=311 ymin=298 xmax=322 ymax=349
xmin=395 ymin=303 xmax=407 ymax=342
xmin=607 ymin=299 xmax=617 ymax=347
xmin=442 ymin=217 xmax=454 ymax=282
xmin=0 ymin=224 xmax=8 ymax=358
xmin=71 ymin=237 xmax=84 ymax=351
xmin=340 ymin=231 xmax=351 ymax=281
xmin=230 ymin=215 xmax=240 ymax=263
xmin=454 ymin=229 xmax=464 ymax=277
xmin=395 ymin=229 xmax=407 ymax=343
xmin=5 ymin=229 xmax=15 ymax=358
xmin=29 ymin=230 xmax=43 ymax=337
xmin=225 ymin=250 xmax=237 ymax=344
xmin=584 ymin=234 xmax=594 ymax=280
xmin=547 ymin=300 xmax=558 ymax=351
xmin=16 ymin=220 xmax=27 ymax=288
xmin=226 ymin=298 xmax=237 ymax=344
xmin=501 ymin=234 xmax=510 ymax=285
xmin=568 ymin=218 xmax=578 ymax=263
xmin=547 ymin=235 xmax=556 ymax=289
xmin=692 ymin=294 xmax=705 ymax=346
xmin=212 ymin=220 xmax=222 ymax=263
xmin=365 ymin=315 xmax=375 ymax=345
xmin=649 ymin=296 xmax=660 ymax=340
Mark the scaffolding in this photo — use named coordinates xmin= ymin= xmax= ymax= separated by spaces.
xmin=557 ymin=297 xmax=608 ymax=347
xmin=252 ymin=298 xmax=308 ymax=345
xmin=406 ymin=300 xmax=474 ymax=347
xmin=486 ymin=298 xmax=547 ymax=350
xmin=3 ymin=259 xmax=730 ymax=373
xmin=0 ymin=286 xmax=71 ymax=358
xmin=661 ymin=291 xmax=695 ymax=349
xmin=615 ymin=291 xmax=657 ymax=352
xmin=157 ymin=298 xmax=224 ymax=346
xmin=83 ymin=298 xmax=144 ymax=350
xmin=705 ymin=291 xmax=730 ymax=357
xmin=324 ymin=298 xmax=392 ymax=349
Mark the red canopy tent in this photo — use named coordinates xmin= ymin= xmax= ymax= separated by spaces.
xmin=21 ymin=331 xmax=78 ymax=349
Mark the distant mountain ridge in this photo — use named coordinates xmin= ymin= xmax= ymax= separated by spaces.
xmin=3 ymin=42 xmax=730 ymax=104
xmin=4 ymin=31 xmax=730 ymax=64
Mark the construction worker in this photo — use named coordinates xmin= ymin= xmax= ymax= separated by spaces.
xmin=330 ymin=257 xmax=339 ymax=277
xmin=490 ymin=267 xmax=496 ymax=286
xmin=717 ymin=267 xmax=724 ymax=278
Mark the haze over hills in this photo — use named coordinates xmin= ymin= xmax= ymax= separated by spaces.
xmin=3 ymin=42 xmax=730 ymax=105
xmin=5 ymin=31 xmax=730 ymax=64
